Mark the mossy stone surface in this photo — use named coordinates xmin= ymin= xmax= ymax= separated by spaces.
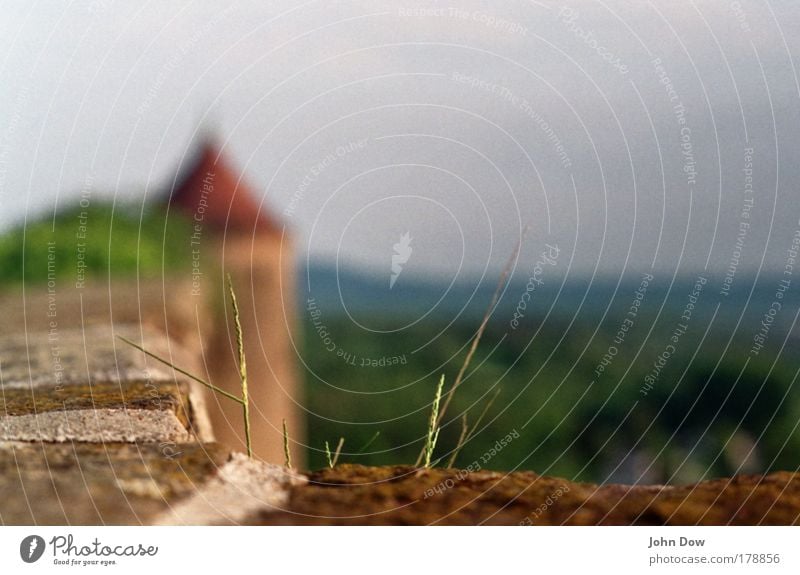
xmin=0 ymin=380 xmax=188 ymax=421
xmin=252 ymin=464 xmax=800 ymax=525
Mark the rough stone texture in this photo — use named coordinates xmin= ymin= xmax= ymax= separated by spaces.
xmin=0 ymin=407 xmax=191 ymax=444
xmin=0 ymin=326 xmax=213 ymax=443
xmin=155 ymin=453 xmax=306 ymax=525
xmin=0 ymin=442 xmax=229 ymax=525
xmin=253 ymin=465 xmax=800 ymax=526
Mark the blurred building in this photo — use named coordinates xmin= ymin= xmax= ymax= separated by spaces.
xmin=168 ymin=139 xmax=301 ymax=464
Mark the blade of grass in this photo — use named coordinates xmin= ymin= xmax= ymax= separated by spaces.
xmin=356 ymin=431 xmax=381 ymax=454
xmin=117 ymin=335 xmax=244 ymax=405
xmin=325 ymin=441 xmax=333 ymax=468
xmin=447 ymin=414 xmax=469 ymax=469
xmin=436 ymin=239 xmax=521 ymax=428
xmin=423 ymin=375 xmax=445 ymax=468
xmin=446 ymin=386 xmax=502 ymax=468
xmin=414 ymin=234 xmax=524 ymax=466
xmin=118 ymin=275 xmax=255 ymax=459
xmin=283 ymin=418 xmax=292 ymax=468
xmin=227 ymin=274 xmax=252 ymax=458
xmin=331 ymin=437 xmax=345 ymax=467
xmin=425 ymin=428 xmax=441 ymax=469
xmin=462 ymin=387 xmax=502 ymax=445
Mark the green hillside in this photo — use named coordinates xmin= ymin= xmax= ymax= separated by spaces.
xmin=0 ymin=202 xmax=192 ymax=285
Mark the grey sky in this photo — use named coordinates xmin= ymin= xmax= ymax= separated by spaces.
xmin=1 ymin=0 xmax=799 ymax=281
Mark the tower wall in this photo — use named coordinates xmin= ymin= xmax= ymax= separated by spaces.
xmin=204 ymin=232 xmax=302 ymax=465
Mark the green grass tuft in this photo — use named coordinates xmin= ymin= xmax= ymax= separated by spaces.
xmin=423 ymin=375 xmax=445 ymax=468
xmin=227 ymin=273 xmax=251 ymax=458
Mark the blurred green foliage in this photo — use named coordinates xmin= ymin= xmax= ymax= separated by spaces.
xmin=0 ymin=202 xmax=192 ymax=284
xmin=303 ymin=312 xmax=800 ymax=484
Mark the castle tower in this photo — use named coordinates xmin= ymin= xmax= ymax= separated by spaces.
xmin=169 ymin=140 xmax=301 ymax=465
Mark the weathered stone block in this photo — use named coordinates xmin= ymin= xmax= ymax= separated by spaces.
xmin=0 ymin=326 xmax=213 ymax=443
xmin=0 ymin=442 xmax=229 ymax=524
xmin=155 ymin=453 xmax=306 ymax=525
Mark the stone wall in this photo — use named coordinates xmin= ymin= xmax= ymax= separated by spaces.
xmin=0 ymin=325 xmax=302 ymax=525
xmin=0 ymin=271 xmax=302 ymax=465
xmin=2 ymin=324 xmax=798 ymax=526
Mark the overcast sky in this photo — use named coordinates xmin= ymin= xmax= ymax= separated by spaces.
xmin=1 ymin=0 xmax=799 ymax=282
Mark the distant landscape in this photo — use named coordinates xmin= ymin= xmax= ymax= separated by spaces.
xmin=303 ymin=262 xmax=800 ymax=483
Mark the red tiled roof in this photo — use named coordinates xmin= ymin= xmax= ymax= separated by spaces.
xmin=169 ymin=141 xmax=283 ymax=237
